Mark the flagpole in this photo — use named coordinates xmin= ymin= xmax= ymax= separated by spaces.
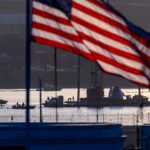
xmin=54 ymin=47 xmax=58 ymax=122
xmin=26 ymin=0 xmax=31 ymax=125
xmin=25 ymin=0 xmax=31 ymax=149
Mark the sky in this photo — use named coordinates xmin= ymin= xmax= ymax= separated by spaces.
xmin=110 ymin=0 xmax=150 ymax=31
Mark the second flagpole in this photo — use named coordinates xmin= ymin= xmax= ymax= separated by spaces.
xmin=25 ymin=0 xmax=32 ymax=149
xmin=54 ymin=47 xmax=58 ymax=122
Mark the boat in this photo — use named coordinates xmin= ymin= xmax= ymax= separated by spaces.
xmin=12 ymin=102 xmax=35 ymax=109
xmin=0 ymin=99 xmax=8 ymax=107
xmin=64 ymin=97 xmax=78 ymax=107
xmin=0 ymin=99 xmax=8 ymax=105
xmin=77 ymin=86 xmax=150 ymax=107
xmin=42 ymin=86 xmax=150 ymax=107
xmin=43 ymin=96 xmax=64 ymax=107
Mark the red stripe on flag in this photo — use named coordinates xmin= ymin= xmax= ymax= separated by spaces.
xmin=102 ymin=68 xmax=149 ymax=88
xmin=72 ymin=15 xmax=138 ymax=51
xmin=32 ymin=22 xmax=82 ymax=42
xmin=87 ymin=0 xmax=149 ymax=46
xmin=32 ymin=36 xmax=94 ymax=61
xmin=33 ymin=8 xmax=71 ymax=26
xmin=78 ymin=32 xmax=142 ymax=63
xmin=91 ymin=51 xmax=145 ymax=75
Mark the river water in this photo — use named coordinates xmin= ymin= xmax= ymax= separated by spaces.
xmin=0 ymin=88 xmax=150 ymax=125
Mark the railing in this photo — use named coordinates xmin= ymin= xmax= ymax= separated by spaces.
xmin=2 ymin=112 xmax=150 ymax=125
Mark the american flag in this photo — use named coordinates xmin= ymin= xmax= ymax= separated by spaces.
xmin=32 ymin=0 xmax=150 ymax=87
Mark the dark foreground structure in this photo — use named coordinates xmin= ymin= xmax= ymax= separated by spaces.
xmin=0 ymin=123 xmax=125 ymax=150
xmin=141 ymin=125 xmax=150 ymax=150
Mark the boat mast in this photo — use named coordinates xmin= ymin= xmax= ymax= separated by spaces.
xmin=77 ymin=54 xmax=80 ymax=105
xmin=138 ymin=85 xmax=141 ymax=95
xmin=39 ymin=78 xmax=43 ymax=123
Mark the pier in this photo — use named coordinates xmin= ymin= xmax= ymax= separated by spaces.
xmin=0 ymin=123 xmax=125 ymax=150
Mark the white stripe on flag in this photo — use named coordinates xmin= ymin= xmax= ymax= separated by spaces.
xmin=97 ymin=60 xmax=149 ymax=85
xmin=33 ymin=1 xmax=67 ymax=19
xmin=33 ymin=14 xmax=78 ymax=35
xmin=72 ymin=21 xmax=140 ymax=56
xmin=32 ymin=28 xmax=91 ymax=54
